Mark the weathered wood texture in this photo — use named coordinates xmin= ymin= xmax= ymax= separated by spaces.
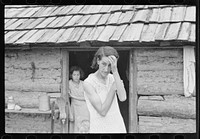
xmin=136 ymin=48 xmax=183 ymax=95
xmin=138 ymin=95 xmax=196 ymax=119
xmin=139 ymin=116 xmax=196 ymax=133
xmin=129 ymin=49 xmax=138 ymax=133
xmin=5 ymin=49 xmax=62 ymax=93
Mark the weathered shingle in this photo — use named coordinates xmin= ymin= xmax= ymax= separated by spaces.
xmin=4 ymin=5 xmax=196 ymax=46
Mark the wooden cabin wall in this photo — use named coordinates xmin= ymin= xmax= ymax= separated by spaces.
xmin=5 ymin=49 xmax=62 ymax=108
xmin=135 ymin=48 xmax=196 ymax=133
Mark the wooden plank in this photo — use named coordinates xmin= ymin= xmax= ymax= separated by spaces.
xmin=119 ymin=11 xmax=134 ymax=24
xmin=97 ymin=25 xmax=117 ymax=42
xmin=120 ymin=23 xmax=144 ymax=42
xmin=109 ymin=5 xmax=122 ymax=12
xmin=132 ymin=9 xmax=149 ymax=22
xmin=84 ymin=14 xmax=102 ymax=26
xmin=50 ymin=6 xmax=65 ymax=16
xmin=129 ymin=49 xmax=138 ymax=133
xmin=35 ymin=17 xmax=56 ymax=28
xmin=5 ymin=8 xmax=25 ymax=17
xmin=68 ymin=5 xmax=84 ymax=15
xmin=25 ymin=18 xmax=45 ymax=29
xmin=78 ymin=27 xmax=94 ymax=42
xmin=13 ymin=8 xmax=32 ymax=17
xmin=138 ymin=95 xmax=195 ymax=119
xmin=140 ymin=24 xmax=158 ymax=42
xmin=171 ymin=7 xmax=186 ymax=22
xmin=159 ymin=7 xmax=172 ymax=22
xmin=139 ymin=116 xmax=196 ymax=133
xmin=184 ymin=6 xmax=196 ymax=22
xmin=39 ymin=6 xmax=57 ymax=17
xmin=47 ymin=17 xmax=65 ymax=28
xmin=85 ymin=5 xmax=103 ymax=14
xmin=55 ymin=16 xmax=72 ymax=27
xmin=5 ymin=108 xmax=59 ymax=114
xmin=68 ymin=27 xmax=85 ymax=42
xmin=87 ymin=26 xmax=105 ymax=41
xmin=57 ymin=28 xmax=74 ymax=43
xmin=107 ymin=12 xmax=121 ymax=25
xmin=66 ymin=15 xmax=82 ymax=26
xmin=155 ymin=23 xmax=169 ymax=41
xmin=5 ymin=31 xmax=18 ymax=43
xmin=17 ymin=19 xmax=36 ymax=29
xmin=23 ymin=7 xmax=41 ymax=17
xmin=99 ymin=5 xmax=112 ymax=13
xmin=110 ymin=24 xmax=128 ymax=41
xmin=7 ymin=19 xmax=28 ymax=30
xmin=59 ymin=5 xmax=75 ymax=15
xmin=25 ymin=30 xmax=46 ymax=43
xmin=79 ymin=5 xmax=91 ymax=14
xmin=96 ymin=13 xmax=110 ymax=25
xmin=177 ymin=22 xmax=191 ymax=41
xmin=76 ymin=15 xmax=91 ymax=26
xmin=149 ymin=8 xmax=160 ymax=22
xmin=31 ymin=7 xmax=46 ymax=17
xmin=37 ymin=29 xmax=59 ymax=42
xmin=121 ymin=5 xmax=134 ymax=10
xmin=47 ymin=29 xmax=66 ymax=42
xmin=164 ymin=23 xmax=181 ymax=40
xmin=189 ymin=24 xmax=195 ymax=42
xmin=7 ymin=30 xmax=28 ymax=43
xmin=5 ymin=19 xmax=17 ymax=29
xmin=15 ymin=30 xmax=38 ymax=44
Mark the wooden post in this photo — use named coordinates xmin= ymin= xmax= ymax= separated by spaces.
xmin=60 ymin=49 xmax=69 ymax=133
xmin=129 ymin=49 xmax=138 ymax=133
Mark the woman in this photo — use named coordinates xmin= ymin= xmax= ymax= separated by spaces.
xmin=83 ymin=46 xmax=127 ymax=133
xmin=69 ymin=66 xmax=90 ymax=133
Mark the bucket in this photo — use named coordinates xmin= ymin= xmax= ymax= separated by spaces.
xmin=38 ymin=93 xmax=50 ymax=111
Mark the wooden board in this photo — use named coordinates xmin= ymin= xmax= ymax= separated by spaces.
xmin=47 ymin=17 xmax=65 ymax=28
xmin=84 ymin=14 xmax=102 ymax=25
xmin=66 ymin=15 xmax=82 ymax=26
xmin=171 ymin=7 xmax=186 ymax=22
xmin=32 ymin=7 xmax=46 ymax=17
xmin=25 ymin=30 xmax=46 ymax=43
xmin=7 ymin=31 xmax=28 ymax=43
xmin=110 ymin=24 xmax=127 ymax=41
xmin=15 ymin=30 xmax=38 ymax=44
xmin=164 ymin=23 xmax=181 ymax=40
xmin=69 ymin=27 xmax=85 ymax=42
xmin=35 ymin=17 xmax=56 ymax=28
xmin=7 ymin=19 xmax=28 ymax=30
xmin=132 ymin=9 xmax=149 ymax=22
xmin=17 ymin=19 xmax=36 ymax=29
xmin=96 ymin=13 xmax=110 ymax=25
xmin=50 ymin=6 xmax=65 ymax=16
xmin=178 ymin=22 xmax=191 ymax=41
xmin=5 ymin=108 xmax=59 ymax=114
xmin=59 ymin=5 xmax=75 ymax=15
xmin=155 ymin=23 xmax=169 ymax=41
xmin=109 ymin=5 xmax=122 ymax=12
xmin=99 ymin=5 xmax=112 ymax=13
xmin=119 ymin=11 xmax=134 ymax=24
xmin=159 ymin=7 xmax=172 ymax=22
xmin=5 ymin=19 xmax=18 ymax=28
xmin=23 ymin=7 xmax=41 ymax=17
xmin=25 ymin=18 xmax=45 ymax=29
xmin=57 ymin=28 xmax=74 ymax=43
xmin=138 ymin=95 xmax=196 ymax=119
xmin=67 ymin=5 xmax=84 ymax=15
xmin=129 ymin=49 xmax=138 ymax=133
xmin=184 ymin=6 xmax=196 ymax=22
xmin=37 ymin=29 xmax=59 ymax=43
xmin=149 ymin=8 xmax=160 ymax=22
xmin=139 ymin=116 xmax=196 ymax=133
xmin=97 ymin=25 xmax=117 ymax=42
xmin=140 ymin=24 xmax=158 ymax=42
xmin=189 ymin=23 xmax=195 ymax=42
xmin=47 ymin=29 xmax=66 ymax=42
xmin=76 ymin=15 xmax=91 ymax=26
xmin=107 ymin=12 xmax=121 ymax=25
xmin=78 ymin=27 xmax=94 ymax=42
xmin=55 ymin=16 xmax=72 ymax=27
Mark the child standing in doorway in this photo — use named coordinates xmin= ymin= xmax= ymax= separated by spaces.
xmin=69 ymin=66 xmax=90 ymax=133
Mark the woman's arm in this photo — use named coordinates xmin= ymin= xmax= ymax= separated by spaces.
xmin=69 ymin=93 xmax=85 ymax=101
xmin=83 ymin=81 xmax=116 ymax=117
xmin=108 ymin=55 xmax=127 ymax=102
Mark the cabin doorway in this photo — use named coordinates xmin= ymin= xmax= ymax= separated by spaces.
xmin=69 ymin=50 xmax=129 ymax=131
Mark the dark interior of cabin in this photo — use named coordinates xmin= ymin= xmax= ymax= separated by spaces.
xmin=69 ymin=50 xmax=129 ymax=131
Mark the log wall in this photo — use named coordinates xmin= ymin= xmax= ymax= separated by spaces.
xmin=5 ymin=49 xmax=62 ymax=107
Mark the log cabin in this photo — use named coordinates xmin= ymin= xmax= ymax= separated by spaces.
xmin=4 ymin=5 xmax=196 ymax=133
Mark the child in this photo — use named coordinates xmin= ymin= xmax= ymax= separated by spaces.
xmin=69 ymin=66 xmax=90 ymax=133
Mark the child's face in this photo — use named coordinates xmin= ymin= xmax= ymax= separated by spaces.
xmin=72 ymin=70 xmax=80 ymax=82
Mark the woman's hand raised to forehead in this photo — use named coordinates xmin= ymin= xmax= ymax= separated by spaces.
xmin=108 ymin=55 xmax=118 ymax=73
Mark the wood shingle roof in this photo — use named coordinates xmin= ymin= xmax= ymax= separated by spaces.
xmin=5 ymin=5 xmax=196 ymax=47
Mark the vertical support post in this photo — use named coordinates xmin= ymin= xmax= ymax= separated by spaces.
xmin=128 ymin=49 xmax=138 ymax=133
xmin=60 ymin=49 xmax=69 ymax=133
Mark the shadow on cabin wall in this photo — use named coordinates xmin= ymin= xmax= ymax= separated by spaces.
xmin=69 ymin=51 xmax=130 ymax=131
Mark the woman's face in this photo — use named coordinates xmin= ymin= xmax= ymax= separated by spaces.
xmin=72 ymin=70 xmax=80 ymax=82
xmin=97 ymin=56 xmax=111 ymax=78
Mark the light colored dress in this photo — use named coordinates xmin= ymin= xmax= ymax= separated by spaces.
xmin=69 ymin=80 xmax=90 ymax=133
xmin=84 ymin=73 xmax=126 ymax=133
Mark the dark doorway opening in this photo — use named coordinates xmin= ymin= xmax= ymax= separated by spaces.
xmin=69 ymin=50 xmax=129 ymax=131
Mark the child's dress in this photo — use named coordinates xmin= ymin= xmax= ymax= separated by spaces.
xmin=69 ymin=80 xmax=90 ymax=133
xmin=84 ymin=73 xmax=126 ymax=133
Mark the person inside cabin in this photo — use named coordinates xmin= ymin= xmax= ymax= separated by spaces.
xmin=83 ymin=46 xmax=127 ymax=133
xmin=69 ymin=66 xmax=90 ymax=133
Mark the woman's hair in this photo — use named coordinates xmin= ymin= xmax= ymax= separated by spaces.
xmin=91 ymin=46 xmax=119 ymax=69
xmin=69 ymin=66 xmax=84 ymax=79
